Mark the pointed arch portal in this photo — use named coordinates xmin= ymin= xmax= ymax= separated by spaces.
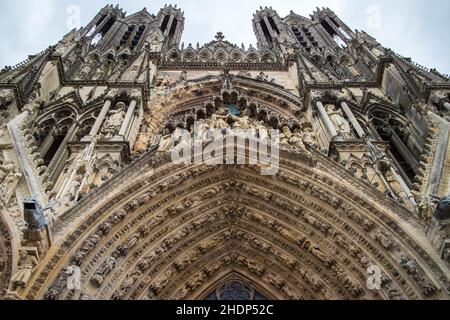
xmin=22 ymin=141 xmax=449 ymax=300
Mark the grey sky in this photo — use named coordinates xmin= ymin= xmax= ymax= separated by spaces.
xmin=0 ymin=0 xmax=448 ymax=74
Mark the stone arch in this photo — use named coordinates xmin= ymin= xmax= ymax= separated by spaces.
xmin=367 ymin=105 xmax=424 ymax=183
xmin=23 ymin=144 xmax=450 ymax=300
xmin=32 ymin=105 xmax=77 ymax=167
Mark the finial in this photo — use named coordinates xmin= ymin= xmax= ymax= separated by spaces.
xmin=215 ymin=32 xmax=225 ymax=41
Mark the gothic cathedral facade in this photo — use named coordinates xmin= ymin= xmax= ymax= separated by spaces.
xmin=1 ymin=5 xmax=450 ymax=300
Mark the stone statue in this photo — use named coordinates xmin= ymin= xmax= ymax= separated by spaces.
xmin=302 ymin=127 xmax=318 ymax=148
xmin=102 ymin=105 xmax=126 ymax=139
xmin=290 ymin=128 xmax=306 ymax=150
xmin=148 ymin=36 xmax=163 ymax=52
xmin=303 ymin=241 xmax=334 ymax=267
xmin=179 ymin=70 xmax=188 ymax=82
xmin=91 ymin=253 xmax=118 ymax=287
xmin=10 ymin=250 xmax=39 ymax=292
xmin=211 ymin=107 xmax=231 ymax=130
xmin=0 ymin=171 xmax=21 ymax=201
xmin=157 ymin=129 xmax=174 ymax=152
xmin=66 ymin=174 xmax=83 ymax=202
xmin=92 ymin=60 xmax=109 ymax=80
xmin=77 ymin=57 xmax=96 ymax=80
xmin=66 ymin=265 xmax=81 ymax=291
xmin=326 ymin=104 xmax=351 ymax=136
xmin=279 ymin=126 xmax=305 ymax=150
xmin=0 ymin=160 xmax=15 ymax=183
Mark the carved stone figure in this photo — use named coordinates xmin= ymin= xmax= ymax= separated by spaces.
xmin=211 ymin=107 xmax=230 ymax=130
xmin=91 ymin=253 xmax=118 ymax=287
xmin=157 ymin=129 xmax=174 ymax=152
xmin=303 ymin=241 xmax=334 ymax=267
xmin=375 ymin=232 xmax=393 ymax=250
xmin=326 ymin=104 xmax=351 ymax=136
xmin=0 ymin=168 xmax=21 ymax=201
xmin=278 ymin=126 xmax=305 ymax=150
xmin=112 ymin=271 xmax=141 ymax=300
xmin=302 ymin=127 xmax=318 ymax=148
xmin=148 ymin=35 xmax=163 ymax=52
xmin=10 ymin=250 xmax=38 ymax=292
xmin=66 ymin=265 xmax=81 ymax=291
xmin=102 ymin=105 xmax=126 ymax=139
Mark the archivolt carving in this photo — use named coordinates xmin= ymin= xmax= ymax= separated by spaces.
xmin=0 ymin=212 xmax=14 ymax=298
xmin=21 ymin=144 xmax=450 ymax=300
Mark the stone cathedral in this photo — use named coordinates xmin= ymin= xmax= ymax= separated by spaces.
xmin=0 ymin=4 xmax=450 ymax=301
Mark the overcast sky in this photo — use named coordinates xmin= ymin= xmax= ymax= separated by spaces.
xmin=0 ymin=0 xmax=448 ymax=74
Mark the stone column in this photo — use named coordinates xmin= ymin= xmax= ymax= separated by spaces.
xmin=391 ymin=131 xmax=418 ymax=169
xmin=39 ymin=128 xmax=56 ymax=156
xmin=390 ymin=167 xmax=417 ymax=205
xmin=316 ymin=100 xmax=338 ymax=138
xmin=325 ymin=16 xmax=349 ymax=43
xmin=164 ymin=15 xmax=175 ymax=36
xmin=263 ymin=16 xmax=278 ymax=38
xmin=340 ymin=101 xmax=365 ymax=138
xmin=83 ymin=100 xmax=111 ymax=141
xmin=90 ymin=13 xmax=112 ymax=39
xmin=118 ymin=100 xmax=137 ymax=138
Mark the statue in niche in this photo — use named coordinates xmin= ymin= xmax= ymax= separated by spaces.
xmin=345 ymin=60 xmax=363 ymax=79
xmin=92 ymin=60 xmax=110 ymax=80
xmin=102 ymin=104 xmax=126 ymax=139
xmin=77 ymin=56 xmax=96 ymax=80
xmin=109 ymin=59 xmax=127 ymax=81
xmin=326 ymin=104 xmax=351 ymax=136
xmin=61 ymin=174 xmax=83 ymax=206
xmin=157 ymin=128 xmax=174 ymax=153
xmin=10 ymin=250 xmax=39 ymax=292
xmin=148 ymin=35 xmax=163 ymax=52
